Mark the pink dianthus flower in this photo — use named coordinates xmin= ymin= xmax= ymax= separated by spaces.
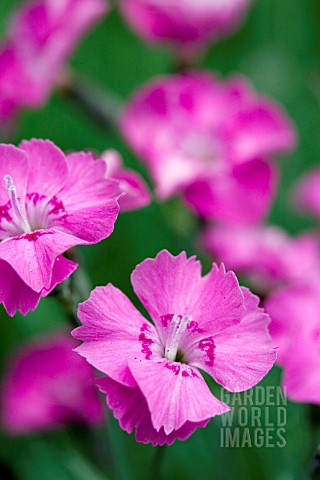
xmin=0 ymin=0 xmax=107 ymax=126
xmin=119 ymin=0 xmax=252 ymax=54
xmin=265 ymin=282 xmax=320 ymax=405
xmin=0 ymin=139 xmax=120 ymax=316
xmin=73 ymin=250 xmax=276 ymax=446
xmin=202 ymin=224 xmax=320 ymax=293
xmin=1 ymin=334 xmax=104 ymax=434
xmin=121 ymin=72 xmax=296 ymax=224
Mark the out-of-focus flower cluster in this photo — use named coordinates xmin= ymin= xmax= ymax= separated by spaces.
xmin=2 ymin=334 xmax=104 ymax=434
xmin=119 ymin=0 xmax=252 ymax=57
xmin=0 ymin=0 xmax=108 ymax=132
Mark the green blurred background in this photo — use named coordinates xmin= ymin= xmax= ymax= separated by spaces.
xmin=0 ymin=0 xmax=320 ymax=478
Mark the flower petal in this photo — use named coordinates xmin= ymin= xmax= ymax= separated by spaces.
xmin=223 ymin=101 xmax=296 ymax=163
xmin=53 ymin=152 xmax=120 ymax=243
xmin=0 ymin=143 xmax=28 ymax=205
xmin=184 ymin=158 xmax=277 ymax=225
xmin=131 ymin=250 xmax=202 ymax=337
xmin=0 ymin=229 xmax=82 ymax=292
xmin=132 ymin=250 xmax=245 ymax=345
xmin=187 ymin=288 xmax=276 ymax=392
xmin=73 ymin=285 xmax=162 ymax=387
xmin=129 ymin=358 xmax=230 ymax=435
xmin=20 ymin=139 xmax=68 ymax=198
xmin=97 ymin=377 xmax=209 ymax=446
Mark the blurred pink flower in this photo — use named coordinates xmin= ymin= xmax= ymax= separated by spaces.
xmin=1 ymin=334 xmax=104 ymax=434
xmin=294 ymin=167 xmax=320 ymax=219
xmin=121 ymin=72 xmax=296 ymax=223
xmin=0 ymin=139 xmax=120 ymax=316
xmin=202 ymin=224 xmax=320 ymax=293
xmin=0 ymin=0 xmax=107 ymax=126
xmin=119 ymin=0 xmax=252 ymax=53
xmin=103 ymin=150 xmax=151 ymax=212
xmin=265 ymin=283 xmax=320 ymax=405
xmin=73 ymin=250 xmax=275 ymax=446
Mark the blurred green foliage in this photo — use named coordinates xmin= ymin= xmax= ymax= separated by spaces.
xmin=0 ymin=0 xmax=320 ymax=479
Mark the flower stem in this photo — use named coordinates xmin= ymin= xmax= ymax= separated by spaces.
xmin=307 ymin=406 xmax=320 ymax=479
xmin=310 ymin=445 xmax=320 ymax=479
xmin=149 ymin=446 xmax=167 ymax=480
xmin=59 ymin=71 xmax=122 ymax=131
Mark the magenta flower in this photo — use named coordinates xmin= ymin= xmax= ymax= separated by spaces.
xmin=202 ymin=224 xmax=320 ymax=293
xmin=73 ymin=250 xmax=276 ymax=446
xmin=119 ymin=0 xmax=252 ymax=53
xmin=0 ymin=0 xmax=107 ymax=125
xmin=121 ymin=72 xmax=296 ymax=223
xmin=294 ymin=167 xmax=320 ymax=219
xmin=1 ymin=334 xmax=104 ymax=434
xmin=265 ymin=283 xmax=320 ymax=405
xmin=0 ymin=139 xmax=120 ymax=316
xmin=103 ymin=150 xmax=151 ymax=212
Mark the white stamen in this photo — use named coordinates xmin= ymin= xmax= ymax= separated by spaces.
xmin=4 ymin=174 xmax=31 ymax=232
xmin=165 ymin=314 xmax=191 ymax=361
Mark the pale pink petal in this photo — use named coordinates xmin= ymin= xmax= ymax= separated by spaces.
xmin=131 ymin=251 xmax=245 ymax=344
xmin=265 ymin=283 xmax=320 ymax=365
xmin=282 ymin=330 xmax=320 ymax=405
xmin=294 ymin=168 xmax=320 ymax=218
xmin=97 ymin=377 xmax=209 ymax=446
xmin=0 ymin=229 xmax=82 ymax=292
xmin=119 ymin=0 xmax=251 ymax=50
xmin=1 ymin=334 xmax=104 ymax=434
xmin=0 ymin=144 xmax=28 ymax=205
xmin=74 ymin=285 xmax=162 ymax=387
xmin=0 ymin=255 xmax=76 ymax=317
xmin=53 ymin=152 xmax=120 ymax=243
xmin=0 ymin=260 xmax=42 ymax=316
xmin=187 ymin=288 xmax=276 ymax=392
xmin=129 ymin=358 xmax=230 ymax=434
xmin=202 ymin=225 xmax=320 ymax=292
xmin=131 ymin=250 xmax=202 ymax=333
xmin=19 ymin=139 xmax=68 ymax=198
xmin=184 ymin=158 xmax=277 ymax=225
xmin=223 ymin=101 xmax=297 ymax=163
xmin=41 ymin=255 xmax=78 ymax=295
xmin=103 ymin=150 xmax=151 ymax=212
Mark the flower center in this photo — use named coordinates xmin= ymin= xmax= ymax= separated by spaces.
xmin=4 ymin=174 xmax=31 ymax=233
xmin=164 ymin=314 xmax=191 ymax=362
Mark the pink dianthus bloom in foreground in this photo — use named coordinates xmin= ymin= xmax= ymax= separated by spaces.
xmin=119 ymin=0 xmax=252 ymax=53
xmin=103 ymin=150 xmax=151 ymax=212
xmin=73 ymin=250 xmax=276 ymax=446
xmin=1 ymin=334 xmax=104 ymax=434
xmin=0 ymin=139 xmax=120 ymax=316
xmin=121 ymin=72 xmax=296 ymax=224
xmin=0 ymin=0 xmax=107 ymax=127
xmin=202 ymin=224 xmax=320 ymax=293
xmin=265 ymin=283 xmax=320 ymax=405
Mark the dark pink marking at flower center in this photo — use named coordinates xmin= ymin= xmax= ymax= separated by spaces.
xmin=160 ymin=313 xmax=179 ymax=327
xmin=14 ymin=230 xmax=54 ymax=242
xmin=139 ymin=323 xmax=154 ymax=360
xmin=0 ymin=201 xmax=12 ymax=223
xmin=198 ymin=337 xmax=215 ymax=367
xmin=48 ymin=196 xmax=66 ymax=216
xmin=164 ymin=362 xmax=198 ymax=378
xmin=187 ymin=320 xmax=204 ymax=334
xmin=165 ymin=363 xmax=180 ymax=375
xmin=27 ymin=192 xmax=46 ymax=205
